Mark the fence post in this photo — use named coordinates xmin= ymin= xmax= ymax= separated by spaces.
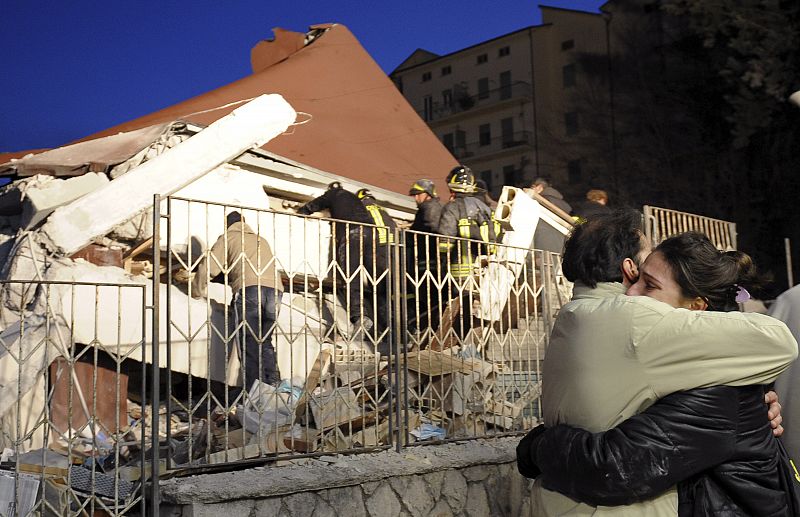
xmin=164 ymin=196 xmax=173 ymax=471
xmin=393 ymin=226 xmax=404 ymax=452
xmin=151 ymin=194 xmax=161 ymax=515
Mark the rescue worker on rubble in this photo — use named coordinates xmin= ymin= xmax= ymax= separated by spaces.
xmin=356 ymin=188 xmax=398 ymax=250
xmin=406 ymin=179 xmax=444 ymax=334
xmin=297 ymin=183 xmax=388 ymax=342
xmin=438 ymin=166 xmax=500 ymax=340
xmin=192 ymin=211 xmax=282 ymax=390
xmin=355 ymin=188 xmax=395 ymax=346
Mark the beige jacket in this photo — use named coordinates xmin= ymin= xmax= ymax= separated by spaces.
xmin=534 ymin=282 xmax=798 ymax=516
xmin=192 ymin=221 xmax=280 ymax=298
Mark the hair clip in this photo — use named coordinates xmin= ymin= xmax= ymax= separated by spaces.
xmin=735 ymin=285 xmax=751 ymax=303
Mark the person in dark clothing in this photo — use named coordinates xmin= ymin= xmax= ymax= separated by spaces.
xmin=406 ymin=179 xmax=444 ymax=335
xmin=518 ymin=232 xmax=798 ymax=515
xmin=438 ymin=166 xmax=499 ymax=342
xmin=527 ymin=178 xmax=571 ymax=253
xmin=474 ymin=179 xmax=498 ymax=211
xmin=572 ymin=188 xmax=611 ymax=223
xmin=519 ymin=385 xmax=798 ymax=516
xmin=531 ymin=177 xmax=572 ymax=215
xmin=297 ymin=183 xmax=382 ymax=340
xmin=408 ymin=179 xmax=442 ymax=234
xmin=355 ymin=188 xmax=395 ymax=344
xmin=356 ymin=188 xmax=398 ymax=248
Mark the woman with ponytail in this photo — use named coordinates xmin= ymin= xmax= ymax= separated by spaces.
xmin=519 ymin=232 xmax=800 ymax=515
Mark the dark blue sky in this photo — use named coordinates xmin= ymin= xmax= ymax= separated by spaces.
xmin=1 ymin=1 xmax=601 ymax=153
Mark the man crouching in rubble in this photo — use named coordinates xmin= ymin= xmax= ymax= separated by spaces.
xmin=192 ymin=211 xmax=282 ymax=390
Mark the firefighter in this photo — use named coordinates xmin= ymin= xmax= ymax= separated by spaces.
xmin=438 ymin=166 xmax=499 ymax=340
xmin=297 ymin=182 xmax=380 ymax=338
xmin=355 ymin=188 xmax=395 ymax=342
xmin=356 ymin=188 xmax=398 ymax=248
xmin=408 ymin=179 xmax=442 ymax=234
xmin=406 ymin=179 xmax=444 ymax=334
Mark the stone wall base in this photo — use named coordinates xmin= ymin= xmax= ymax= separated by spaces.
xmin=160 ymin=437 xmax=533 ymax=517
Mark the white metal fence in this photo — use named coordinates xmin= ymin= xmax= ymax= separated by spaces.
xmin=643 ymin=205 xmax=737 ymax=250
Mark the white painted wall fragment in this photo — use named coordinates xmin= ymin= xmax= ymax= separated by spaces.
xmin=37 ymin=94 xmax=297 ymax=256
xmin=479 ymin=187 xmax=541 ymax=322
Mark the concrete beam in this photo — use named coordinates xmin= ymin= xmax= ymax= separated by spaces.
xmin=37 ymin=94 xmax=297 ymax=256
xmin=21 ymin=172 xmax=109 ymax=230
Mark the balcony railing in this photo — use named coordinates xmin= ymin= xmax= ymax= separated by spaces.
xmin=418 ymin=81 xmax=532 ymax=122
xmin=448 ymin=131 xmax=533 ymax=160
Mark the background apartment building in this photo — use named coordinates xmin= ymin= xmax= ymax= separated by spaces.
xmin=391 ymin=6 xmax=609 ymax=202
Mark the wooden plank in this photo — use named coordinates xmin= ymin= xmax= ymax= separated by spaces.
xmin=429 ymin=297 xmax=460 ymax=352
xmin=402 ymin=350 xmax=496 ymax=377
xmin=293 ymin=350 xmax=331 ymax=421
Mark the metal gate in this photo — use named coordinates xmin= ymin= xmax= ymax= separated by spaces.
xmin=0 ymin=279 xmax=151 ymax=516
xmin=155 ymin=193 xmax=564 ymax=472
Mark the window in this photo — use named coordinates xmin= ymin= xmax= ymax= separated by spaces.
xmin=455 ymin=129 xmax=466 ymax=150
xmin=568 ymin=159 xmax=582 ymax=184
xmin=562 ymin=64 xmax=576 ymax=88
xmin=442 ymin=133 xmax=454 ymax=153
xmin=478 ymin=78 xmax=490 ymax=100
xmin=423 ymin=95 xmax=433 ymax=121
xmin=565 ymin=111 xmax=579 ymax=135
xmin=503 ymin=165 xmax=516 ymax=187
xmin=479 ymin=124 xmax=492 ymax=146
xmin=477 ymin=53 xmax=488 ymax=64
xmin=441 ymin=65 xmax=452 ymax=76
xmin=499 ymin=71 xmax=512 ymax=100
xmin=422 ymin=71 xmax=432 ymax=82
xmin=561 ymin=39 xmax=575 ymax=51
xmin=480 ymin=170 xmax=492 ymax=192
xmin=499 ymin=46 xmax=510 ymax=57
xmin=442 ymin=89 xmax=452 ymax=107
xmin=501 ymin=117 xmax=514 ymax=147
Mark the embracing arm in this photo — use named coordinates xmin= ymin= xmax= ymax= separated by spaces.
xmin=517 ymin=386 xmax=739 ymax=506
xmin=632 ymin=298 xmax=798 ymax=394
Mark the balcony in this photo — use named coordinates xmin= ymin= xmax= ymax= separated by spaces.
xmin=448 ymin=130 xmax=533 ymax=160
xmin=418 ymin=81 xmax=532 ymax=123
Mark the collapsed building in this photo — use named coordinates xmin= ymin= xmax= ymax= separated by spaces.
xmin=0 ymin=24 xmax=578 ymax=515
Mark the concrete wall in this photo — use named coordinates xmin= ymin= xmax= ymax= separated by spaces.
xmin=160 ymin=437 xmax=533 ymax=517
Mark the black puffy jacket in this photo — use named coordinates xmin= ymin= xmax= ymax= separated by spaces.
xmin=517 ymin=385 xmax=797 ymax=516
xmin=297 ymin=187 xmax=373 ymax=245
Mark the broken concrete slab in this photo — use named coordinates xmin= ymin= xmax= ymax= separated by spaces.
xmin=20 ymin=172 xmax=109 ymax=230
xmin=480 ymin=186 xmax=541 ymax=322
xmin=0 ymin=233 xmax=49 ymax=311
xmin=37 ymin=94 xmax=297 ymax=256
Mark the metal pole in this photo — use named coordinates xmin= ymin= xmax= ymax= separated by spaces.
xmin=604 ymin=12 xmax=619 ymax=195
xmin=392 ymin=227 xmax=404 ymax=452
xmin=527 ymin=28 xmax=540 ymax=179
xmin=151 ymin=194 xmax=161 ymax=515
xmin=786 ymin=238 xmax=794 ymax=288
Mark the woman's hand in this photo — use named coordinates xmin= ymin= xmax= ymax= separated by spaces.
xmin=766 ymin=390 xmax=784 ymax=437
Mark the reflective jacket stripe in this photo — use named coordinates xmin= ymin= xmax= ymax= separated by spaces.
xmin=365 ymin=204 xmax=393 ymax=245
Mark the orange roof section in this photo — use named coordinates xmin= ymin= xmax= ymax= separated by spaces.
xmin=70 ymin=24 xmax=456 ymax=196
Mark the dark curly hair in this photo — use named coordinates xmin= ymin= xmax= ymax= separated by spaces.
xmin=655 ymin=232 xmax=766 ymax=312
xmin=562 ymin=208 xmax=644 ymax=288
